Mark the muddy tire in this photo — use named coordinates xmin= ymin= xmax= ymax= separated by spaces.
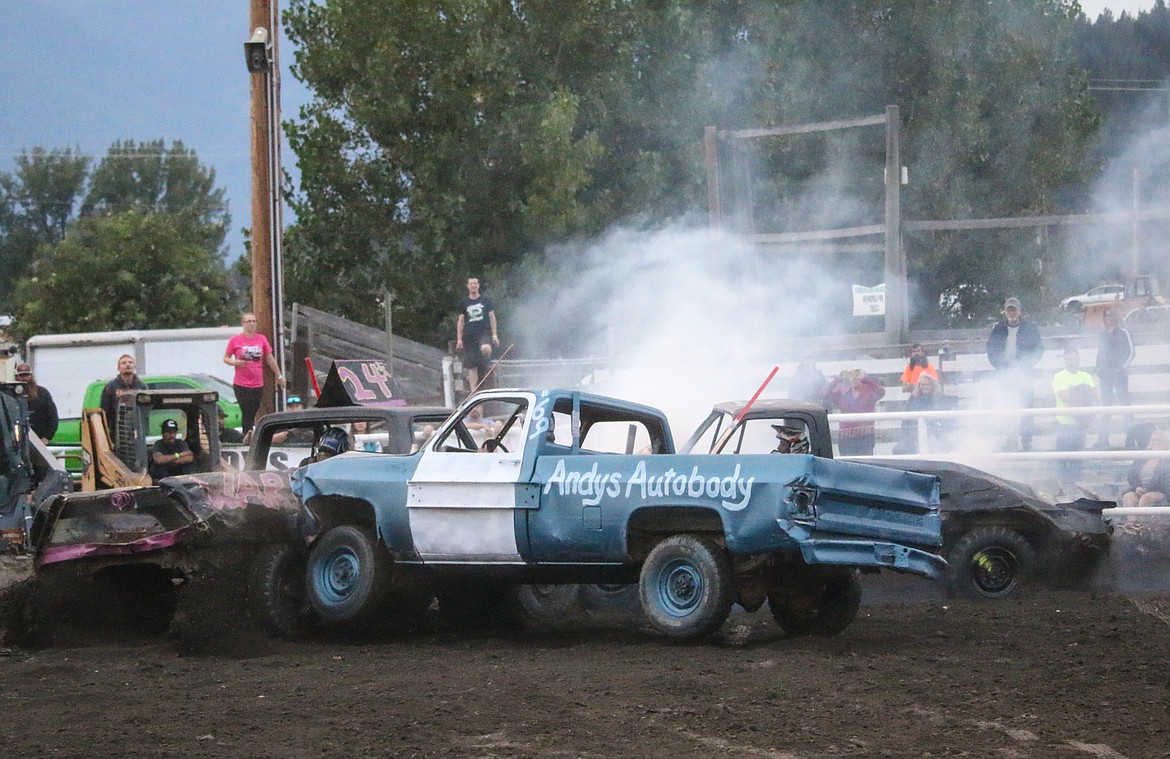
xmin=768 ymin=567 xmax=862 ymax=637
xmin=639 ymin=535 xmax=734 ymax=640
xmin=947 ymin=526 xmax=1036 ymax=600
xmin=306 ymin=525 xmax=390 ymax=625
xmin=580 ymin=583 xmax=641 ymax=614
xmin=250 ymin=543 xmax=314 ymax=639
xmin=510 ymin=584 xmax=580 ymax=624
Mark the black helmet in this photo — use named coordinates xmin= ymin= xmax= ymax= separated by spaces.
xmin=318 ymin=427 xmax=350 ymax=455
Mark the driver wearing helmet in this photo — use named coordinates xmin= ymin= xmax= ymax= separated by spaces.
xmin=300 ymin=426 xmax=350 ymax=466
xmin=771 ymin=423 xmax=809 ymax=454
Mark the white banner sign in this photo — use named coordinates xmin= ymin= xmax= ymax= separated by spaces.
xmin=852 ymin=283 xmax=886 ymax=316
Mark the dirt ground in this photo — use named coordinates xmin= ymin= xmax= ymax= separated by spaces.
xmin=1 ymin=561 xmax=1168 ymax=759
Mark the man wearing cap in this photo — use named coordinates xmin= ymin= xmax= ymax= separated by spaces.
xmin=14 ymin=363 xmax=59 ymax=444
xmin=271 ymin=396 xmax=314 ymax=445
xmin=217 ymin=406 xmax=245 ymax=444
xmin=986 ymin=297 xmax=1045 ymax=451
xmin=149 ymin=418 xmax=195 ymax=482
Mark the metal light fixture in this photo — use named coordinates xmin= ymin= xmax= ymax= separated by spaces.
xmin=244 ymin=27 xmax=272 ymax=73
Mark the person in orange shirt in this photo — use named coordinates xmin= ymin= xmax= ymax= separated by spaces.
xmin=899 ymin=344 xmax=939 ymax=393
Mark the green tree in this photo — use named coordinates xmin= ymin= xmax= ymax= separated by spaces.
xmin=10 ymin=211 xmax=233 ymax=342
xmin=83 ymin=139 xmax=231 ymax=256
xmin=283 ymin=0 xmax=1102 ymax=339
xmin=2 ymin=140 xmax=237 ymax=333
xmin=0 ymin=148 xmax=89 ymax=309
xmin=283 ymin=0 xmax=710 ymax=344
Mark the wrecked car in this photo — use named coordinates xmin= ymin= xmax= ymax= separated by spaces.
xmin=23 ymin=361 xmax=450 ymax=641
xmin=682 ymin=399 xmax=1113 ymax=599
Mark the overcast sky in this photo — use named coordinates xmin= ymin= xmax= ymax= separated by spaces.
xmin=0 ymin=0 xmax=310 ymax=263
xmin=1080 ymin=0 xmax=1160 ymax=17
xmin=0 ymin=1 xmax=1162 ymax=264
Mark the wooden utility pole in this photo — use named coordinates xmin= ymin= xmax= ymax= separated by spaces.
xmin=248 ymin=0 xmax=284 ymax=415
xmin=882 ymin=105 xmax=907 ymax=345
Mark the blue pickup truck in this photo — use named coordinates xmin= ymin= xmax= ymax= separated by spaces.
xmin=294 ymin=388 xmax=945 ymax=640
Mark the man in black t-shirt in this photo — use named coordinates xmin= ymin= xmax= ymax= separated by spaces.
xmin=455 ymin=276 xmax=500 ymax=391
xmin=149 ymin=419 xmax=194 ymax=482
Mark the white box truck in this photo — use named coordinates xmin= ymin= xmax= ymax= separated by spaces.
xmin=27 ymin=326 xmax=241 ymax=444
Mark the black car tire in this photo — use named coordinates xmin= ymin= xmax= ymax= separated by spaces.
xmin=639 ymin=535 xmax=734 ymax=640
xmin=580 ymin=583 xmax=642 ymax=613
xmin=768 ymin=567 xmax=862 ymax=637
xmin=511 ymin=584 xmax=580 ymax=623
xmin=306 ymin=525 xmax=391 ymax=625
xmin=947 ymin=526 xmax=1036 ymax=600
xmin=250 ymin=542 xmax=315 ymax=638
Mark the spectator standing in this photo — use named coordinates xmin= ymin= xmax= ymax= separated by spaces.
xmin=1122 ymin=428 xmax=1170 ymax=508
xmin=894 ymin=373 xmax=954 ymax=454
xmin=455 ymin=277 xmax=500 ymax=392
xmin=14 ymin=362 xmax=59 ymax=443
xmin=1052 ymin=346 xmax=1097 ymax=483
xmin=224 ymin=312 xmax=285 ymax=435
xmin=100 ymin=354 xmax=147 ymax=441
xmin=986 ymin=297 xmax=1045 ymax=451
xmin=788 ymin=356 xmax=828 ymax=404
xmin=899 ymin=344 xmax=939 ymax=393
xmin=148 ymin=418 xmax=194 ymax=483
xmin=824 ymin=369 xmax=886 ymax=456
xmin=1094 ymin=307 xmax=1135 ymax=449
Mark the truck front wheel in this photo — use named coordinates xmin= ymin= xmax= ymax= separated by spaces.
xmin=639 ymin=535 xmax=734 ymax=640
xmin=305 ymin=525 xmax=390 ymax=625
xmin=946 ymin=526 xmax=1036 ymax=600
xmin=768 ymin=567 xmax=862 ymax=637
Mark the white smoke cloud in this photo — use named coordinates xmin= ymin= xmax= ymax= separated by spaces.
xmin=512 ymin=223 xmax=869 ymax=434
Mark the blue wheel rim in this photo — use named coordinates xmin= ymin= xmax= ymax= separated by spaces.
xmin=314 ymin=546 xmax=361 ymax=604
xmin=655 ymin=558 xmax=703 ymax=617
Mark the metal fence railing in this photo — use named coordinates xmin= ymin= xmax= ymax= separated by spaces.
xmin=832 ymin=403 xmax=1170 ymax=514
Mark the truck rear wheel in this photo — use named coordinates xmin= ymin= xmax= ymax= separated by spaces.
xmin=306 ymin=525 xmax=390 ymax=625
xmin=250 ymin=543 xmax=314 ymax=638
xmin=768 ymin=567 xmax=862 ymax=637
xmin=510 ymin=584 xmax=580 ymax=623
xmin=580 ymin=583 xmax=642 ymax=614
xmin=639 ymin=535 xmax=734 ymax=640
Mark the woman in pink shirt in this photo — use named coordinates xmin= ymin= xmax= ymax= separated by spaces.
xmin=224 ymin=312 xmax=286 ymax=433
